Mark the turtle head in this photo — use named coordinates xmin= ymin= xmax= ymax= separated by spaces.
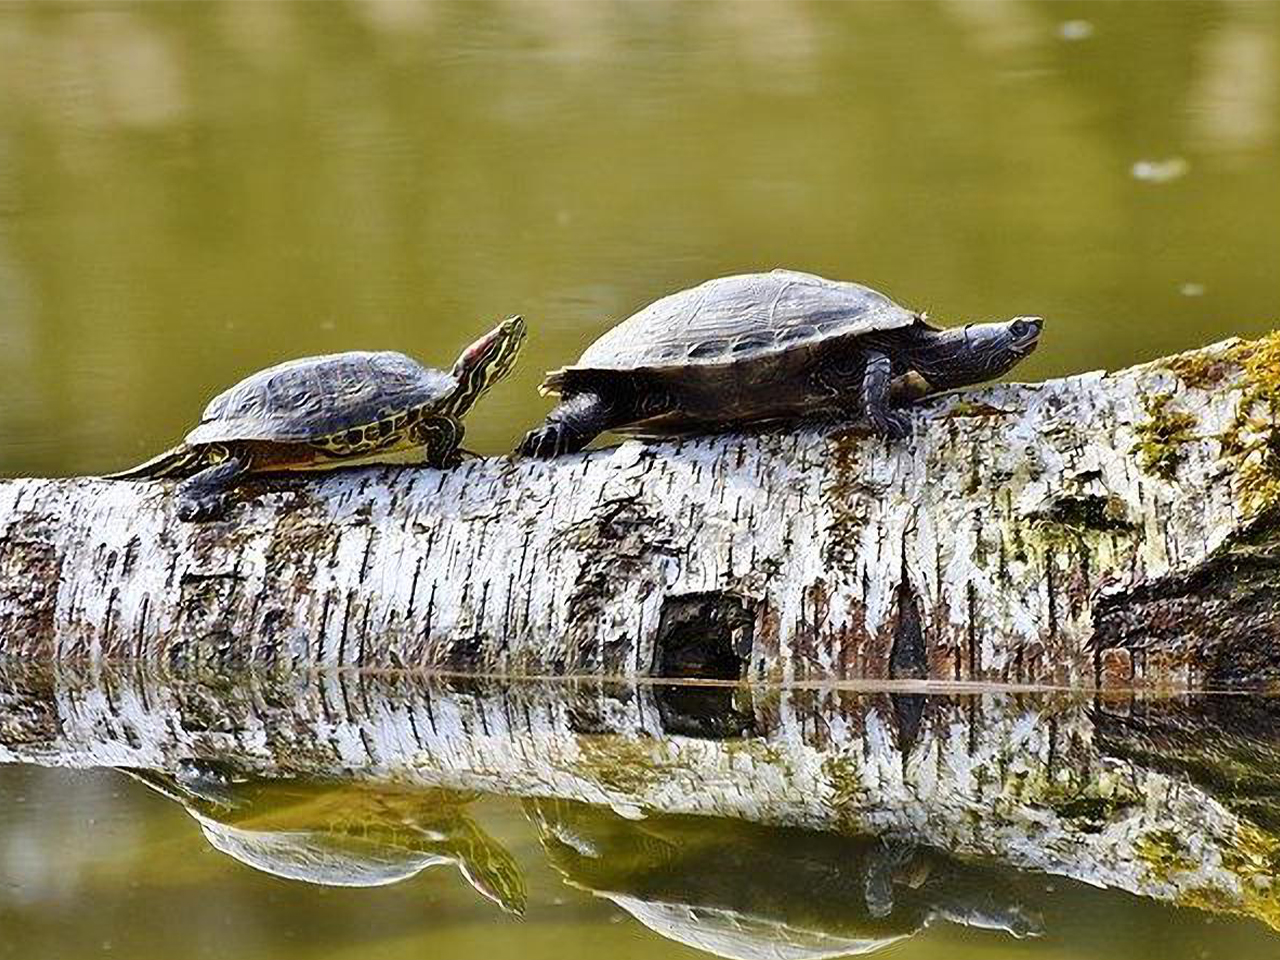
xmin=450 ymin=316 xmax=527 ymax=414
xmin=917 ymin=316 xmax=1043 ymax=388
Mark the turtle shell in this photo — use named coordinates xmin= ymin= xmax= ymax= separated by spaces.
xmin=571 ymin=270 xmax=918 ymax=372
xmin=185 ymin=351 xmax=457 ymax=445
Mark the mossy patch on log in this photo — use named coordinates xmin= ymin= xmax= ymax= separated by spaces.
xmin=1134 ymin=392 xmax=1198 ymax=480
xmin=1033 ymin=493 xmax=1134 ymax=533
xmin=1221 ymin=333 xmax=1280 ymax=518
xmin=1173 ymin=822 xmax=1280 ymax=933
xmin=572 ymin=734 xmax=669 ymax=795
xmin=1136 ymin=829 xmax=1199 ymax=877
xmin=822 ymin=752 xmax=867 ymax=834
xmin=1166 ymin=331 xmax=1280 ymax=517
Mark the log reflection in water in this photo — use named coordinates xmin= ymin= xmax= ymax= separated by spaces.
xmin=0 ymin=661 xmax=1277 ymax=936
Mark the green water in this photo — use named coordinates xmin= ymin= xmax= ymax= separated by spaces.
xmin=0 ymin=1 xmax=1278 ymax=476
xmin=3 ymin=669 xmax=1280 ymax=960
xmin=1 ymin=2 xmax=1279 ymax=958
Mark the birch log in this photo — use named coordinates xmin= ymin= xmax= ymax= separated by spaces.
xmin=1 ymin=663 xmax=1277 ymax=932
xmin=0 ymin=333 xmax=1277 ymax=688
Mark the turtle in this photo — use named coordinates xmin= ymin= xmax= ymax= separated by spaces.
xmin=527 ymin=798 xmax=1043 ymax=959
xmin=518 ymin=270 xmax=1042 ymax=458
xmin=121 ymin=770 xmax=527 ymax=915
xmin=108 ymin=316 xmax=527 ymax=521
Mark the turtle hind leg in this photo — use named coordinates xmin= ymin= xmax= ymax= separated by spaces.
xmin=518 ymin=392 xmax=628 ymax=459
xmin=176 ymin=455 xmax=249 ymax=522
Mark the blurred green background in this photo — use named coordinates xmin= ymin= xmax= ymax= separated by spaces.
xmin=0 ymin=1 xmax=1276 ymax=476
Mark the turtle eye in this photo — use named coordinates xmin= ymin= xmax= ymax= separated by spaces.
xmin=1011 ymin=319 xmax=1032 ymax=338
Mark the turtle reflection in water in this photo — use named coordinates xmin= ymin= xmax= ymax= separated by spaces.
xmin=109 ymin=316 xmax=527 ymax=521
xmin=122 ymin=763 xmax=526 ymax=916
xmin=528 ymin=798 xmax=1042 ymax=959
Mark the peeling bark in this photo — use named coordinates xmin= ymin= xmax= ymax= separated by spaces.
xmin=0 ymin=334 xmax=1277 ymax=687
xmin=1 ymin=663 xmax=1278 ymax=932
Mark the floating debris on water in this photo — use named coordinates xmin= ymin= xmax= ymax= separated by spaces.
xmin=1058 ymin=20 xmax=1094 ymax=42
xmin=1131 ymin=157 xmax=1190 ymax=183
xmin=1180 ymin=283 xmax=1206 ymax=297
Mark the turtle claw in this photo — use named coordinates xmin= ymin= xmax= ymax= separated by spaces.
xmin=174 ymin=456 xmax=245 ymax=522
xmin=518 ymin=425 xmax=568 ymax=460
xmin=177 ymin=492 xmax=229 ymax=523
xmin=869 ymin=409 xmax=912 ymax=442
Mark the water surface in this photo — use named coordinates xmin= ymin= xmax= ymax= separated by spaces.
xmin=2 ymin=668 xmax=1280 ymax=960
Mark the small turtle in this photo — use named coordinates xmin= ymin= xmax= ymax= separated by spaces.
xmin=110 ymin=316 xmax=526 ymax=520
xmin=518 ymin=271 xmax=1041 ymax=457
xmin=121 ymin=773 xmax=527 ymax=915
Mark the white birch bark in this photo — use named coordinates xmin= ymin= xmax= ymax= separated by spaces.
xmin=0 ymin=333 xmax=1276 ymax=687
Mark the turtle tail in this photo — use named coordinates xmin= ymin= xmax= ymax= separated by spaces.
xmin=104 ymin=444 xmax=206 ymax=481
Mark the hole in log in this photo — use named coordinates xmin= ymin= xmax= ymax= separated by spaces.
xmin=890 ymin=693 xmax=926 ymax=759
xmin=889 ymin=573 xmax=928 ymax=680
xmin=1030 ymin=492 xmax=1135 ymax=532
xmin=651 ymin=592 xmax=757 ymax=739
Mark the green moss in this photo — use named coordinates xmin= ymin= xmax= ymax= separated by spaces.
xmin=1136 ymin=821 xmax=1280 ymax=932
xmin=1221 ymin=333 xmax=1280 ymax=518
xmin=1183 ymin=824 xmax=1280 ymax=933
xmin=1137 ymin=829 xmax=1198 ymax=878
xmin=724 ymin=737 xmax=786 ymax=767
xmin=1220 ymin=823 xmax=1280 ymax=877
xmin=822 ymin=754 xmax=865 ymax=833
xmin=1133 ymin=392 xmax=1198 ymax=480
xmin=1042 ymin=780 xmax=1140 ymax=830
xmin=1001 ymin=763 xmax=1142 ymax=830
xmin=946 ymin=400 xmax=1010 ymax=418
xmin=1168 ymin=349 xmax=1236 ymax=389
xmin=1167 ymin=332 xmax=1280 ymax=518
xmin=1027 ymin=492 xmax=1137 ymax=561
xmin=1180 ymin=885 xmax=1242 ymax=915
xmin=1039 ymin=494 xmax=1134 ymax=532
xmin=573 ymin=735 xmax=669 ymax=795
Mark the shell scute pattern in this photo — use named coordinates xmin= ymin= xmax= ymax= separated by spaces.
xmin=185 ymin=351 xmax=457 ymax=445
xmin=572 ymin=270 xmax=916 ymax=372
xmin=688 ymin=340 xmax=729 ymax=360
xmin=776 ymin=324 xmax=819 ymax=345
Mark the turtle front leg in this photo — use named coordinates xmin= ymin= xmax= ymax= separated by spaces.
xmin=412 ymin=417 xmax=466 ymax=467
xmin=176 ymin=455 xmax=249 ymax=522
xmin=863 ymin=839 xmax=922 ymax=919
xmin=518 ymin=392 xmax=621 ymax=459
xmin=863 ymin=351 xmax=912 ymax=441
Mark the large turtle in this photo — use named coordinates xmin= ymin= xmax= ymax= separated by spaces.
xmin=527 ymin=798 xmax=1043 ymax=959
xmin=519 ymin=271 xmax=1041 ymax=457
xmin=109 ymin=316 xmax=526 ymax=520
